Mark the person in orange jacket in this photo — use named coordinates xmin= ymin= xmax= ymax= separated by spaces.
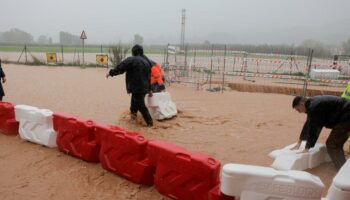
xmin=150 ymin=62 xmax=166 ymax=93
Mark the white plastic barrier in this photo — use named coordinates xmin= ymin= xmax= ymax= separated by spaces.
xmin=146 ymin=92 xmax=177 ymax=120
xmin=269 ymin=142 xmax=331 ymax=171
xmin=310 ymin=69 xmax=340 ymax=80
xmin=221 ymin=163 xmax=324 ymax=200
xmin=15 ymin=105 xmax=57 ymax=148
xmin=325 ymin=159 xmax=350 ymax=200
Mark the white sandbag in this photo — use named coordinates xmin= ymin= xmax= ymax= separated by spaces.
xmin=146 ymin=92 xmax=177 ymax=120
xmin=221 ymin=163 xmax=324 ymax=200
xmin=325 ymin=159 xmax=350 ymax=200
xmin=15 ymin=105 xmax=57 ymax=148
xmin=269 ymin=142 xmax=331 ymax=170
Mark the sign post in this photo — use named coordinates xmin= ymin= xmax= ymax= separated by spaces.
xmin=80 ymin=30 xmax=87 ymax=65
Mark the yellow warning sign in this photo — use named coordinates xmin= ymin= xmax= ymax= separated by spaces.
xmin=96 ymin=54 xmax=108 ymax=66
xmin=46 ymin=53 xmax=57 ymax=64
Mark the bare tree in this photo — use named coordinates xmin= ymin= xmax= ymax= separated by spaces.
xmin=342 ymin=38 xmax=350 ymax=54
xmin=109 ymin=43 xmax=130 ymax=66
xmin=133 ymin=34 xmax=143 ymax=45
xmin=1 ymin=28 xmax=34 ymax=43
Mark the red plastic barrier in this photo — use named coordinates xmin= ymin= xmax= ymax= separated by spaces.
xmin=208 ymin=184 xmax=235 ymax=200
xmin=95 ymin=124 xmax=155 ymax=185
xmin=147 ymin=140 xmax=221 ymax=200
xmin=53 ymin=112 xmax=99 ymax=162
xmin=0 ymin=102 xmax=19 ymax=135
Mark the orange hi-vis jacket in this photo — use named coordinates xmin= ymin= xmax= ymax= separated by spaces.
xmin=151 ymin=64 xmax=164 ymax=85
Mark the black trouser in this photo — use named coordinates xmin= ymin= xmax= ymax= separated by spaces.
xmin=326 ymin=122 xmax=350 ymax=170
xmin=130 ymin=93 xmax=153 ymax=125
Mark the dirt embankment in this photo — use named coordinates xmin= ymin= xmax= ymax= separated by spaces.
xmin=227 ymin=82 xmax=343 ymax=96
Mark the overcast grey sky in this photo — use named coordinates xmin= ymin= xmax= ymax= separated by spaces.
xmin=1 ymin=0 xmax=350 ymax=45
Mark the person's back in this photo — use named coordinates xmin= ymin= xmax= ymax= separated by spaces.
xmin=120 ymin=55 xmax=151 ymax=94
xmin=306 ymin=95 xmax=350 ymax=129
xmin=108 ymin=45 xmax=151 ymax=94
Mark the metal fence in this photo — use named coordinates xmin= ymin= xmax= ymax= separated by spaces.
xmin=162 ymin=44 xmax=349 ymax=96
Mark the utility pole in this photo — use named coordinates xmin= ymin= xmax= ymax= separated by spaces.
xmin=180 ymin=9 xmax=186 ymax=52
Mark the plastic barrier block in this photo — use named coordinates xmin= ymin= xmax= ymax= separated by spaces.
xmin=325 ymin=159 xmax=350 ymax=200
xmin=15 ymin=105 xmax=57 ymax=147
xmin=95 ymin=124 xmax=154 ymax=185
xmin=221 ymin=163 xmax=324 ymax=200
xmin=147 ymin=140 xmax=221 ymax=200
xmin=269 ymin=142 xmax=331 ymax=170
xmin=310 ymin=69 xmax=340 ymax=80
xmin=146 ymin=92 xmax=177 ymax=120
xmin=53 ymin=113 xmax=99 ymax=162
xmin=0 ymin=102 xmax=19 ymax=135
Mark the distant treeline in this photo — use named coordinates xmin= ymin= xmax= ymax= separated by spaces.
xmin=173 ymin=41 xmax=338 ymax=59
xmin=144 ymin=40 xmax=350 ymax=58
xmin=1 ymin=28 xmax=350 ymax=58
xmin=0 ymin=28 xmax=80 ymax=45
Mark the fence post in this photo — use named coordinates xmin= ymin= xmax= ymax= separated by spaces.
xmin=242 ymin=52 xmax=248 ymax=80
xmin=61 ymin=45 xmax=64 ymax=64
xmin=25 ymin=45 xmax=27 ymax=64
xmin=193 ymin=48 xmax=196 ymax=69
xmin=303 ymin=49 xmax=313 ymax=97
xmin=185 ymin=44 xmax=188 ymax=76
xmin=222 ymin=45 xmax=227 ymax=93
xmin=233 ymin=54 xmax=236 ymax=72
xmin=17 ymin=45 xmax=25 ymax=63
xmin=166 ymin=43 xmax=169 ymax=65
xmin=209 ymin=44 xmax=214 ymax=91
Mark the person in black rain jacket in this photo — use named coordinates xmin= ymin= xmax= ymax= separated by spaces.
xmin=291 ymin=95 xmax=350 ymax=170
xmin=0 ymin=59 xmax=6 ymax=101
xmin=106 ymin=45 xmax=153 ymax=126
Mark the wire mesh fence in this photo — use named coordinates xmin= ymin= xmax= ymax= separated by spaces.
xmin=162 ymin=44 xmax=349 ymax=96
xmin=0 ymin=43 xmax=348 ymax=96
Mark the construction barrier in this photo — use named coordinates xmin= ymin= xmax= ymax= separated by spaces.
xmin=325 ymin=159 xmax=350 ymax=200
xmin=15 ymin=105 xmax=57 ymax=147
xmin=220 ymin=163 xmax=324 ymax=200
xmin=269 ymin=142 xmax=330 ymax=171
xmin=95 ymin=124 xmax=155 ymax=185
xmin=146 ymin=92 xmax=177 ymax=120
xmin=3 ymin=100 xmax=348 ymax=200
xmin=0 ymin=101 xmax=19 ymax=135
xmin=310 ymin=69 xmax=340 ymax=80
xmin=53 ymin=113 xmax=99 ymax=162
xmin=147 ymin=140 xmax=221 ymax=200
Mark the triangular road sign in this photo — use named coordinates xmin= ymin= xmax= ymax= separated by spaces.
xmin=80 ymin=30 xmax=87 ymax=39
